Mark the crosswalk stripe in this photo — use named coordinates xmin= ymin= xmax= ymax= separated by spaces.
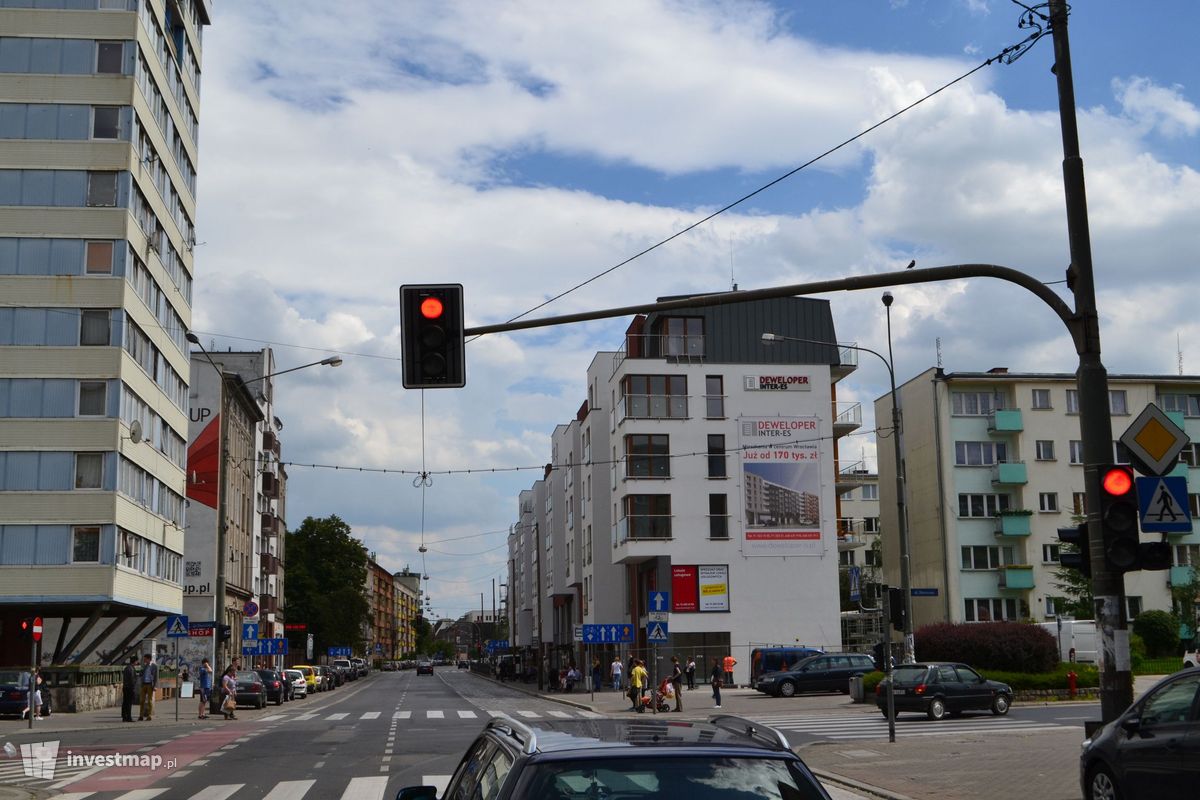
xmin=394 ymin=711 xmax=411 ymax=719
xmin=548 ymin=710 xmax=570 ymax=718
xmin=50 ymin=794 xmax=94 ymax=800
xmin=360 ymin=711 xmax=381 ymax=720
xmin=296 ymin=713 xmax=318 ymax=720
xmin=427 ymin=710 xmax=444 ymax=719
xmin=340 ymin=776 xmax=389 ymax=800
xmin=112 ymin=791 xmax=167 ymax=800
xmin=186 ymin=786 xmax=242 ymax=800
xmin=577 ymin=711 xmax=603 ymax=718
xmin=260 ymin=714 xmax=287 ymax=722
xmin=326 ymin=713 xmax=349 ymax=720
xmin=515 ymin=710 xmax=539 ymax=718
xmin=424 ymin=775 xmax=452 ymax=795
xmin=262 ymin=779 xmax=317 ymax=800
xmin=457 ymin=710 xmax=477 ymax=718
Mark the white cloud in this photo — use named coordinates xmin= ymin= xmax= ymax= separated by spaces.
xmin=1113 ymin=76 xmax=1200 ymax=138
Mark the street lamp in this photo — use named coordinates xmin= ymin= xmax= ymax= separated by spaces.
xmin=241 ymin=356 xmax=343 ymax=385
xmin=760 ymin=324 xmax=914 ymax=664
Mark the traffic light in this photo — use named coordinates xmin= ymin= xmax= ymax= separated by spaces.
xmin=400 ymin=284 xmax=465 ymax=389
xmin=1138 ymin=539 xmax=1173 ymax=571
xmin=1096 ymin=465 xmax=1140 ymax=572
xmin=217 ymin=624 xmax=231 ymax=643
xmin=1057 ymin=522 xmax=1092 ymax=577
xmin=887 ymin=587 xmax=906 ymax=632
xmin=18 ymin=617 xmax=32 ymax=640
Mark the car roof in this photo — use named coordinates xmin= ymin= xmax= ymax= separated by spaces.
xmin=483 ymin=715 xmax=795 ymax=758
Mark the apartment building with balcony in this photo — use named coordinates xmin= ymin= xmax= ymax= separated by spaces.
xmin=508 ymin=296 xmax=859 ymax=685
xmin=0 ymin=0 xmax=210 ymax=667
xmin=393 ymin=568 xmax=421 ymax=658
xmin=366 ymin=554 xmax=394 ymax=662
xmin=875 ymin=368 xmax=1200 ymax=631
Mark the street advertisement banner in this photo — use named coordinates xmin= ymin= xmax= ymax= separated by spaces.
xmin=697 ymin=565 xmax=730 ymax=611
xmin=740 ymin=416 xmax=824 ymax=556
xmin=671 ymin=566 xmax=698 ymax=612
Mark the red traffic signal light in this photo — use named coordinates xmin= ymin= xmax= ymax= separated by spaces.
xmin=19 ymin=618 xmax=31 ymax=639
xmin=1102 ymin=468 xmax=1133 ymax=496
xmin=400 ymin=284 xmax=465 ymax=389
xmin=420 ymin=296 xmax=444 ymax=320
xmin=1096 ymin=465 xmax=1140 ymax=572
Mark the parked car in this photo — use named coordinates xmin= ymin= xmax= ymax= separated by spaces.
xmin=756 ymin=653 xmax=876 ymax=697
xmin=381 ymin=661 xmax=397 ymax=671
xmin=749 ymin=646 xmax=825 ymax=688
xmin=351 ymin=657 xmax=368 ymax=677
xmin=285 ymin=669 xmax=308 ymax=699
xmin=0 ymin=670 xmax=50 ymax=718
xmin=333 ymin=658 xmax=356 ymax=681
xmin=1183 ymin=649 xmax=1199 ymax=669
xmin=1079 ymin=666 xmax=1199 ymax=800
xmin=416 ymin=660 xmax=434 ymax=675
xmin=876 ymin=662 xmax=1012 ymax=720
xmin=256 ymin=669 xmax=288 ymax=705
xmin=293 ymin=665 xmax=319 ymax=693
xmin=318 ymin=665 xmax=338 ymax=689
xmin=233 ymin=670 xmax=267 ymax=709
xmin=457 ymin=659 xmax=470 ymax=669
xmin=393 ymin=714 xmax=832 ymax=800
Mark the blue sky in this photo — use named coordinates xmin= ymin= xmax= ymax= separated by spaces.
xmin=193 ymin=0 xmax=1199 ymax=618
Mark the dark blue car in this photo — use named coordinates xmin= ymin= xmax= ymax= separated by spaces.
xmin=0 ymin=670 xmax=50 ymax=718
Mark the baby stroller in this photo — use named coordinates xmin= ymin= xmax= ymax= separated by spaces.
xmin=639 ymin=679 xmax=671 ymax=713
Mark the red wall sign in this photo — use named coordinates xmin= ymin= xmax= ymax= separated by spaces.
xmin=671 ymin=566 xmax=698 ymax=612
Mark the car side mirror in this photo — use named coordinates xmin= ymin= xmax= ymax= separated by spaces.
xmin=1119 ymin=716 xmax=1141 ymax=735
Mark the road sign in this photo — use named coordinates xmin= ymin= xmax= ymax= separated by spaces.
xmin=165 ymin=614 xmax=189 ymax=638
xmin=243 ymin=600 xmax=259 ymax=618
xmin=646 ymin=621 xmax=669 ymax=643
xmin=241 ymin=638 xmax=288 ymax=657
xmin=31 ymin=617 xmax=42 ymax=642
xmin=327 ymin=646 xmax=352 ymax=657
xmin=242 ymin=622 xmax=259 ymax=641
xmin=581 ymin=624 xmax=634 ymax=644
xmin=647 ymin=610 xmax=668 ymax=623
xmin=648 ymin=591 xmax=670 ymax=613
xmin=848 ymin=566 xmax=861 ymax=602
xmin=911 ymin=588 xmax=940 ymax=597
xmin=1137 ymin=475 xmax=1193 ymax=533
xmin=188 ymin=621 xmax=215 ymax=637
xmin=486 ymin=639 xmax=510 ymax=653
xmin=573 ymin=624 xmax=584 ymax=642
xmin=1120 ymin=404 xmax=1189 ymax=476
xmin=375 ymin=643 xmax=383 ymax=654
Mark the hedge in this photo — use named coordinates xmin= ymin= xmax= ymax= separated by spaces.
xmin=862 ymin=663 xmax=1098 ymax=692
xmin=914 ymin=621 xmax=1058 ymax=673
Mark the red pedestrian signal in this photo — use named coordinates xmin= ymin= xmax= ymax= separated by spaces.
xmin=1096 ymin=465 xmax=1140 ymax=572
xmin=19 ymin=618 xmax=32 ymax=639
xmin=1102 ymin=468 xmax=1133 ymax=497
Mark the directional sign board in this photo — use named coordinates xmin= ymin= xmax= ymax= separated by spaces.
xmin=241 ymin=638 xmax=288 ymax=657
xmin=581 ymin=624 xmax=635 ymax=644
xmin=1120 ymin=404 xmax=1189 ymax=476
xmin=1137 ymin=475 xmax=1193 ymax=533
xmin=327 ymin=646 xmax=352 ymax=657
xmin=648 ymin=591 xmax=670 ymax=614
xmin=242 ymin=622 xmax=259 ymax=641
xmin=646 ymin=621 xmax=669 ymax=643
xmin=165 ymin=614 xmax=189 ymax=638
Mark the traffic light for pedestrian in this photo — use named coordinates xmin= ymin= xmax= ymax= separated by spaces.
xmin=887 ymin=587 xmax=906 ymax=632
xmin=1057 ymin=522 xmax=1092 ymax=578
xmin=18 ymin=617 xmax=32 ymax=640
xmin=400 ymin=284 xmax=465 ymax=389
xmin=1096 ymin=465 xmax=1140 ymax=572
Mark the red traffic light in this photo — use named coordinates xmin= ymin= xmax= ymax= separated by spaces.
xmin=420 ymin=296 xmax=444 ymax=320
xmin=1102 ymin=467 xmax=1133 ymax=496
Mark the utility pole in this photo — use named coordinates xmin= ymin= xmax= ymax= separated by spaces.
xmin=1047 ymin=0 xmax=1130 ymax=721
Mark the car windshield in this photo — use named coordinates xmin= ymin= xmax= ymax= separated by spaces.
xmin=520 ymin=756 xmax=824 ymax=799
xmin=788 ymin=656 xmax=821 ymax=672
xmin=236 ymin=671 xmax=259 ymax=681
xmin=890 ymin=666 xmax=930 ymax=685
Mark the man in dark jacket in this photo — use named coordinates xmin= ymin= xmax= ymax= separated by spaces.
xmin=121 ymin=656 xmax=137 ymax=722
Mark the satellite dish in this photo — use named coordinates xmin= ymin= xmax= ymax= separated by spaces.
xmin=128 ymin=420 xmax=143 ymax=444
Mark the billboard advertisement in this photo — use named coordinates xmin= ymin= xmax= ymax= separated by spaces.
xmin=671 ymin=565 xmax=698 ymax=612
xmin=670 ymin=565 xmax=729 ymax=612
xmin=740 ymin=416 xmax=824 ymax=556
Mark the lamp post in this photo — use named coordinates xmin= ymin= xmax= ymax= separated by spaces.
xmin=240 ymin=356 xmax=342 ymax=385
xmin=761 ymin=327 xmax=914 ymax=664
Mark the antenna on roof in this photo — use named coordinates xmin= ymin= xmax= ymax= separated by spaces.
xmin=1179 ymin=333 xmax=1184 ymax=376
xmin=936 ymin=337 xmax=943 ymax=369
xmin=729 ymin=234 xmax=737 ymax=291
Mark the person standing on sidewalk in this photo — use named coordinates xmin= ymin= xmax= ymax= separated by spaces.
xmin=630 ymin=659 xmax=648 ymax=711
xmin=723 ymin=654 xmax=737 ymax=687
xmin=120 ymin=656 xmax=137 ymax=722
xmin=670 ymin=656 xmax=684 ymax=712
xmin=138 ymin=653 xmax=158 ymax=721
xmin=685 ymin=656 xmax=696 ymax=690
xmin=710 ymin=657 xmax=723 ymax=709
xmin=592 ymin=658 xmax=603 ymax=692
xmin=197 ymin=658 xmax=213 ymax=720
xmin=610 ymin=656 xmax=623 ymax=693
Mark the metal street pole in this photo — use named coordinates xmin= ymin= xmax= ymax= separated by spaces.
xmin=881 ymin=293 xmax=914 ymax=663
xmin=1047 ymin=0 xmax=1129 ymax=722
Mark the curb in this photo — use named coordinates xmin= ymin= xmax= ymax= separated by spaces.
xmin=809 ymin=768 xmax=918 ymax=800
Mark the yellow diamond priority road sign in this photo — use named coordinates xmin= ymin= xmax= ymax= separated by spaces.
xmin=1119 ymin=404 xmax=1190 ymax=476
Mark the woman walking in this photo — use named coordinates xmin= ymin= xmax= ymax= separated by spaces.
xmin=710 ymin=657 xmax=723 ymax=709
xmin=220 ymin=667 xmax=238 ymax=720
xmin=197 ymin=658 xmax=212 ymax=719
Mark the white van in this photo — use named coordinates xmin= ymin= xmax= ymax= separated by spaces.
xmin=1039 ymin=620 xmax=1097 ymax=663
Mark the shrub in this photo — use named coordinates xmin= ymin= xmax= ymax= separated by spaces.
xmin=1132 ymin=610 xmax=1178 ymax=657
xmin=914 ymin=621 xmax=1058 ymax=673
xmin=984 ymin=663 xmax=1099 ymax=690
xmin=862 ymin=670 xmax=884 ymax=695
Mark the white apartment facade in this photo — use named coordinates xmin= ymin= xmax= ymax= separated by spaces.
xmin=876 ymin=368 xmax=1200 ymax=631
xmin=0 ymin=0 xmax=210 ymax=668
xmin=508 ymin=296 xmax=859 ymax=686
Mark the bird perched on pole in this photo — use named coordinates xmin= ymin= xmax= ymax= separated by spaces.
xmin=905 ymin=259 xmax=916 ymax=269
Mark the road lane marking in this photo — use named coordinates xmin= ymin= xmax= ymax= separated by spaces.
xmin=296 ymin=712 xmax=318 ymax=720
xmin=186 ymin=787 xmax=242 ymax=800
xmin=340 ymin=776 xmax=389 ymax=799
xmin=428 ymin=710 xmax=444 ymax=718
xmin=360 ymin=711 xmax=381 ymax=719
xmin=393 ymin=711 xmax=411 ymax=719
xmin=548 ymin=710 xmax=570 ymax=718
xmin=261 ymin=780 xmax=317 ymax=800
xmin=111 ymin=791 xmax=168 ymax=800
xmin=516 ymin=711 xmax=539 ymax=718
xmin=168 ymin=770 xmax=192 ymax=779
xmin=327 ymin=712 xmax=349 ymax=720
xmin=457 ymin=710 xmax=477 ymax=718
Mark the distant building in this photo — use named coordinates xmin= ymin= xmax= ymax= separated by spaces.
xmin=393 ymin=568 xmax=421 ymax=658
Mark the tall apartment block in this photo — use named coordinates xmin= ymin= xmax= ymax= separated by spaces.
xmin=0 ymin=0 xmax=210 ymax=667
xmin=876 ymin=368 xmax=1200 ymax=631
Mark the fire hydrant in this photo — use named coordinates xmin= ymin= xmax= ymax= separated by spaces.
xmin=1067 ymin=670 xmax=1078 ymax=699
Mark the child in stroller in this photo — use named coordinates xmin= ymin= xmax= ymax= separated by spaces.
xmin=639 ymin=678 xmax=672 ymax=713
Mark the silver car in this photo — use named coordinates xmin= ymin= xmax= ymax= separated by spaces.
xmin=285 ymin=669 xmax=308 ymax=699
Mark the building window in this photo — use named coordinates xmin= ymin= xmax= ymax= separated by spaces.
xmin=622 ymin=494 xmax=671 ymax=539
xmin=79 ymin=381 xmax=106 ymax=416
xmin=96 ymin=41 xmax=123 ymax=73
xmin=92 ymin=106 xmax=120 ymax=139
xmin=660 ymin=316 xmax=703 ymax=357
xmin=864 ymin=548 xmax=880 ymax=567
xmin=1031 ymin=388 xmax=1052 ymax=409
xmin=707 ymin=434 xmax=726 ymax=478
xmin=85 ymin=241 xmax=114 ymax=274
xmin=955 ymin=441 xmax=1008 ymax=466
xmin=951 ymin=392 xmax=1005 ymax=416
xmin=708 ymin=494 xmax=729 ymax=539
xmin=1112 ymin=441 xmax=1131 ymax=465
xmin=86 ymin=171 xmax=117 ymax=206
xmin=1109 ymin=390 xmax=1128 ymax=415
xmin=1039 ymin=492 xmax=1059 ymax=512
xmin=1065 ymin=389 xmax=1080 ymax=414
xmin=1073 ymin=492 xmax=1088 ymax=515
xmin=863 ymin=516 xmax=880 ymax=533
xmin=964 ymin=597 xmax=1018 ymax=622
xmin=705 ymin=375 xmax=724 ymax=418
xmin=1042 ymin=543 xmax=1060 ymax=563
xmin=72 ymin=526 xmax=101 ymax=562
xmin=860 ymin=484 xmax=879 ymax=501
xmin=960 ymin=545 xmax=1014 ymax=570
xmin=621 ymin=375 xmax=687 ymax=419
xmin=1179 ymin=443 xmax=1200 ymax=467
xmin=80 ymin=309 xmax=110 ymax=345
xmin=625 ymin=434 xmax=670 ymax=478
xmin=957 ymin=493 xmax=1011 ymax=518
xmin=1190 ymin=494 xmax=1200 ymax=517
xmin=840 ymin=550 xmax=856 ymax=566
xmin=75 ymin=452 xmax=103 ymax=488
xmin=1035 ymin=440 xmax=1055 ymax=461
xmin=1126 ymin=596 xmax=1143 ymax=620
xmin=1158 ymin=393 xmax=1200 ymax=417
xmin=1069 ymin=440 xmax=1084 ymax=465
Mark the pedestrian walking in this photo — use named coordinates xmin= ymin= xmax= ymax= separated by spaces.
xmin=220 ymin=666 xmax=238 ymax=720
xmin=23 ymin=670 xmax=43 ymax=721
xmin=723 ymin=654 xmax=737 ymax=687
xmin=592 ymin=658 xmax=603 ymax=692
xmin=197 ymin=658 xmax=212 ymax=720
xmin=120 ymin=655 xmax=137 ymax=722
xmin=710 ymin=657 xmax=723 ymax=708
xmin=685 ymin=656 xmax=697 ymax=690
xmin=138 ymin=653 xmax=158 ymax=721
xmin=611 ymin=657 xmax=623 ymax=692
xmin=670 ymin=656 xmax=684 ymax=712
xmin=630 ymin=659 xmax=648 ymax=712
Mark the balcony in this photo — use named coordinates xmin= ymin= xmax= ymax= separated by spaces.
xmin=999 ymin=565 xmax=1034 ymax=590
xmin=831 ymin=343 xmax=859 ymax=381
xmin=995 ymin=512 xmax=1033 ymax=537
xmin=260 ymin=552 xmax=280 ymax=576
xmin=260 ymin=593 xmax=278 ymax=615
xmin=263 ymin=430 xmax=278 ymax=454
xmin=991 ymin=461 xmax=1028 ymax=485
xmin=261 ymin=472 xmax=280 ymax=498
xmin=988 ymin=409 xmax=1024 ymax=433
xmin=614 ymin=393 xmax=690 ymax=427
xmin=1170 ymin=565 xmax=1196 ymax=588
xmin=837 ymin=518 xmax=869 ymax=550
xmin=261 ymin=513 xmax=279 ymax=537
xmin=612 ymin=332 xmax=706 ymax=376
xmin=835 ymin=461 xmax=870 ymax=496
xmin=833 ymin=402 xmax=862 ymax=436
xmin=611 ymin=517 xmax=673 ymax=564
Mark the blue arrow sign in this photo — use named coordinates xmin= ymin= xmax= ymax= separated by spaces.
xmin=1138 ymin=476 xmax=1192 ymax=533
xmin=646 ymin=621 xmax=669 ymax=643
xmin=165 ymin=614 xmax=189 ymax=638
xmin=649 ymin=591 xmax=670 ymax=613
xmin=620 ymin=624 xmax=633 ymax=643
xmin=242 ymin=622 xmax=259 ymax=641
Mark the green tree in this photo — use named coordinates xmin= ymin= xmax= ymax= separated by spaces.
xmin=1132 ymin=609 xmax=1179 ymax=657
xmin=285 ymin=515 xmax=371 ymax=655
xmin=1170 ymin=566 xmax=1200 ymax=647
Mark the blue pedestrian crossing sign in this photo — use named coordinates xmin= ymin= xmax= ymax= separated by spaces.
xmin=646 ymin=621 xmax=669 ymax=643
xmin=165 ymin=614 xmax=189 ymax=638
xmin=1137 ymin=476 xmax=1192 ymax=533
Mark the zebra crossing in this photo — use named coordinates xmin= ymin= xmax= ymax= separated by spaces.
xmin=38 ymin=774 xmax=453 ymax=800
xmin=754 ymin=711 xmax=1075 ymax=741
xmin=256 ymin=708 xmax=603 ymax=724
